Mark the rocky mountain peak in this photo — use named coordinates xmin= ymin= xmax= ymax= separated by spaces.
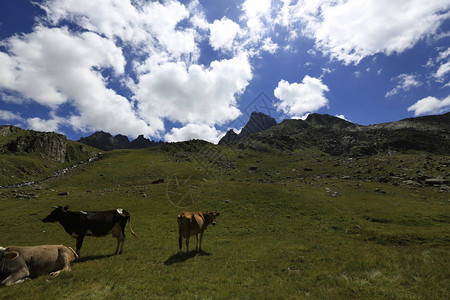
xmin=78 ymin=131 xmax=128 ymax=151
xmin=219 ymin=112 xmax=277 ymax=145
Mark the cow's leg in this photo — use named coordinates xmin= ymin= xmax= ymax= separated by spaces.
xmin=195 ymin=234 xmax=199 ymax=252
xmin=118 ymin=221 xmax=126 ymax=254
xmin=1 ymin=268 xmax=30 ymax=286
xmin=179 ymin=235 xmax=183 ymax=253
xmin=185 ymin=236 xmax=190 ymax=253
xmin=199 ymin=232 xmax=204 ymax=251
xmin=76 ymin=234 xmax=85 ymax=257
xmin=118 ymin=235 xmax=125 ymax=254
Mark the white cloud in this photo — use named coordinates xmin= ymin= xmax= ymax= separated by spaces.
xmin=40 ymin=0 xmax=198 ymax=58
xmin=261 ymin=37 xmax=279 ymax=54
xmin=385 ymin=74 xmax=422 ymax=98
xmin=209 ymin=17 xmax=241 ymax=51
xmin=407 ymin=95 xmax=450 ymax=116
xmin=164 ymin=124 xmax=223 ymax=143
xmin=435 ymin=61 xmax=450 ymax=80
xmin=0 ymin=26 xmax=153 ymax=137
xmin=274 ymin=75 xmax=329 ymax=118
xmin=0 ymin=110 xmax=23 ymax=122
xmin=26 ymin=114 xmax=63 ymax=132
xmin=134 ymin=53 xmax=253 ymax=128
xmin=278 ymin=0 xmax=450 ymax=64
xmin=335 ymin=114 xmax=350 ymax=122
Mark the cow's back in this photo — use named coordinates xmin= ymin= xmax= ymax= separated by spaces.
xmin=178 ymin=212 xmax=205 ymax=237
xmin=6 ymin=245 xmax=65 ymax=277
xmin=84 ymin=210 xmax=119 ymax=236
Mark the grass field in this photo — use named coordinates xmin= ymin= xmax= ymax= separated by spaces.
xmin=0 ymin=146 xmax=449 ymax=299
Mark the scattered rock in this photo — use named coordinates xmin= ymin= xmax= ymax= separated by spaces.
xmin=151 ymin=178 xmax=165 ymax=184
xmin=57 ymin=192 xmax=69 ymax=196
xmin=403 ymin=180 xmax=422 ymax=187
xmin=425 ymin=178 xmax=448 ymax=186
xmin=374 ymin=188 xmax=386 ymax=194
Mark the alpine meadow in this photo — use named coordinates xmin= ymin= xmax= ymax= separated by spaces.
xmin=0 ymin=111 xmax=449 ymax=299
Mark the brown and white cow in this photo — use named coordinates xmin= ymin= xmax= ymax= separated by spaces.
xmin=0 ymin=245 xmax=78 ymax=286
xmin=177 ymin=211 xmax=220 ymax=253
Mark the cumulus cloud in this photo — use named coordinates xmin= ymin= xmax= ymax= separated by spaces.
xmin=0 ymin=0 xmax=258 ymax=141
xmin=26 ymin=114 xmax=64 ymax=132
xmin=0 ymin=26 xmax=153 ymax=137
xmin=385 ymin=74 xmax=422 ymax=98
xmin=134 ymin=53 xmax=252 ymax=129
xmin=209 ymin=17 xmax=241 ymax=51
xmin=277 ymin=0 xmax=450 ymax=64
xmin=0 ymin=110 xmax=23 ymax=122
xmin=164 ymin=124 xmax=223 ymax=143
xmin=407 ymin=95 xmax=450 ymax=116
xmin=39 ymin=0 xmax=198 ymax=58
xmin=241 ymin=0 xmax=272 ymax=38
xmin=274 ymin=75 xmax=329 ymax=118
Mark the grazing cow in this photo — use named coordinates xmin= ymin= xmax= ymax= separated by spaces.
xmin=177 ymin=211 xmax=220 ymax=253
xmin=42 ymin=206 xmax=136 ymax=257
xmin=0 ymin=245 xmax=78 ymax=286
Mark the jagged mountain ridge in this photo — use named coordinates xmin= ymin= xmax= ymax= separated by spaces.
xmin=234 ymin=112 xmax=450 ymax=156
xmin=78 ymin=131 xmax=162 ymax=151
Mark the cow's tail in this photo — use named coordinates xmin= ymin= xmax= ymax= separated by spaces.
xmin=67 ymin=246 xmax=79 ymax=261
xmin=128 ymin=216 xmax=137 ymax=237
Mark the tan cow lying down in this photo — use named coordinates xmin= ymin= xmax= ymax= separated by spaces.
xmin=0 ymin=245 xmax=78 ymax=286
xmin=177 ymin=211 xmax=220 ymax=253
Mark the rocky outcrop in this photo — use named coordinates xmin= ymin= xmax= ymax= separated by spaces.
xmin=2 ymin=129 xmax=94 ymax=163
xmin=0 ymin=125 xmax=21 ymax=137
xmin=219 ymin=112 xmax=277 ymax=145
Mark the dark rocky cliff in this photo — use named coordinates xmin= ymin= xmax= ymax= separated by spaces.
xmin=1 ymin=125 xmax=94 ymax=162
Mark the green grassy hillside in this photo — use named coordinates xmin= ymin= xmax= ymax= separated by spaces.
xmin=0 ymin=126 xmax=98 ymax=186
xmin=0 ymin=145 xmax=449 ymax=299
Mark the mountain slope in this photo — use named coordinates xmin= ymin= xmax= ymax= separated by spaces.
xmin=233 ymin=112 xmax=450 ymax=156
xmin=0 ymin=125 xmax=98 ymax=185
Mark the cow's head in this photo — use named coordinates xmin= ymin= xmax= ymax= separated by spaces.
xmin=204 ymin=212 xmax=220 ymax=226
xmin=0 ymin=247 xmax=19 ymax=265
xmin=42 ymin=206 xmax=69 ymax=223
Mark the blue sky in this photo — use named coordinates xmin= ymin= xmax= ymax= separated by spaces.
xmin=0 ymin=0 xmax=449 ymax=143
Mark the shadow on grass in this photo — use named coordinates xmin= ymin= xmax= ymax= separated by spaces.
xmin=77 ymin=253 xmax=115 ymax=263
xmin=164 ymin=250 xmax=212 ymax=265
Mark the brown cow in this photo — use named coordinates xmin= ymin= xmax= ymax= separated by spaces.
xmin=177 ymin=211 xmax=220 ymax=253
xmin=0 ymin=245 xmax=78 ymax=286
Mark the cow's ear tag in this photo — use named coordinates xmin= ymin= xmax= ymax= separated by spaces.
xmin=4 ymin=251 xmax=19 ymax=261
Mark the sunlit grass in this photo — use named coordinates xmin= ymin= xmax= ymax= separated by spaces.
xmin=0 ymin=147 xmax=449 ymax=299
